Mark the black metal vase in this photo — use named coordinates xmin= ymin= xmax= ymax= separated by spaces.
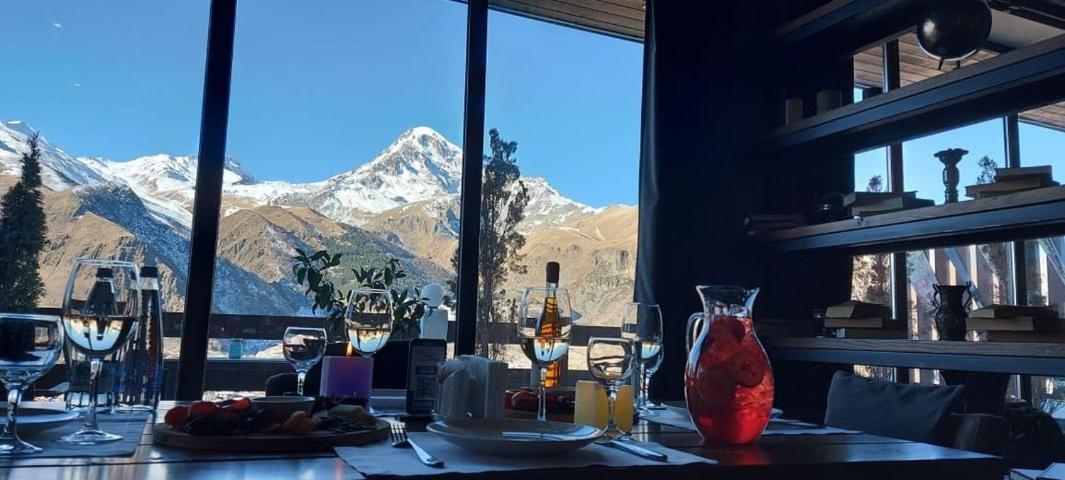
xmin=931 ymin=282 xmax=973 ymax=341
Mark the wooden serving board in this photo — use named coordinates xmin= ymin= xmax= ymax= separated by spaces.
xmin=152 ymin=418 xmax=390 ymax=452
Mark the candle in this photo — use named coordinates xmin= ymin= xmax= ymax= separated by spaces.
xmin=574 ymin=380 xmax=633 ymax=433
xmin=320 ymin=356 xmax=373 ymax=399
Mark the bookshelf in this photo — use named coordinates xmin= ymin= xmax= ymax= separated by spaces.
xmin=749 ymin=1 xmax=1065 ymax=383
xmin=763 ymin=337 xmax=1065 ymax=376
xmin=762 ymin=33 xmax=1065 ymax=154
xmin=754 ymin=186 xmax=1065 ymax=253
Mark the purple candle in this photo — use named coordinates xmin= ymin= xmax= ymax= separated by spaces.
xmin=320 ymin=356 xmax=373 ymax=399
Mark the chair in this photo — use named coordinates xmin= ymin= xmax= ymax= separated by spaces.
xmin=824 ymin=371 xmax=1009 ymax=454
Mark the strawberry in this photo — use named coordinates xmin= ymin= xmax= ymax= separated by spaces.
xmin=164 ymin=406 xmax=189 ymax=428
xmin=226 ymin=397 xmax=251 ymax=412
xmin=188 ymin=400 xmax=218 ymax=420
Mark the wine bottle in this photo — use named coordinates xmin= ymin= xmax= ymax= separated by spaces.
xmin=540 ymin=262 xmax=565 ymax=388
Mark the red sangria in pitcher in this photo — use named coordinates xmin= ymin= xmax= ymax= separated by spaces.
xmin=684 ymin=285 xmax=774 ymax=444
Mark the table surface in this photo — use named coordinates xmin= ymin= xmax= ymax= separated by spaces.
xmin=0 ymin=402 xmax=1007 ymax=480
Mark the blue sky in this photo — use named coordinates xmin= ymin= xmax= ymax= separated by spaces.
xmin=1 ymin=0 xmax=642 ymax=207
xmin=855 ymin=116 xmax=1065 ymax=202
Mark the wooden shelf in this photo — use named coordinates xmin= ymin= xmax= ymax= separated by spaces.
xmin=763 ymin=33 xmax=1065 ymax=154
xmin=763 ymin=337 xmax=1065 ymax=376
xmin=753 ymin=186 xmax=1065 ymax=253
xmin=767 ymin=0 xmax=924 ymax=65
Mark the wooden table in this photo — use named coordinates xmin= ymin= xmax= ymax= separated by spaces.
xmin=0 ymin=404 xmax=1007 ymax=479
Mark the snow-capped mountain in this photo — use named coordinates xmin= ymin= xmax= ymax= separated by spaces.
xmin=1 ymin=119 xmax=635 ymax=323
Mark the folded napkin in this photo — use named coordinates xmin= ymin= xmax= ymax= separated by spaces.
xmin=646 ymin=407 xmax=860 ymax=435
xmin=336 ymin=432 xmax=715 ymax=479
xmin=14 ymin=412 xmax=151 ymax=459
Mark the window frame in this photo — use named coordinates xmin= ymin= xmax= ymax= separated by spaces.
xmin=176 ymin=0 xmax=493 ymax=399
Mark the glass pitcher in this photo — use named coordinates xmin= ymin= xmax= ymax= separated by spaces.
xmin=684 ymin=285 xmax=774 ymax=444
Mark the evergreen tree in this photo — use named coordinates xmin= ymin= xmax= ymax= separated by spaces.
xmin=0 ymin=134 xmax=48 ymax=311
xmin=450 ymin=128 xmax=529 ymax=359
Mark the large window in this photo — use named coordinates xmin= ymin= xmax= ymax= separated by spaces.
xmin=0 ymin=1 xmax=209 ymax=360
xmin=207 ymin=0 xmax=468 ymax=375
xmin=474 ymin=10 xmax=643 ymax=384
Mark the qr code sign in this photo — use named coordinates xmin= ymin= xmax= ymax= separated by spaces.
xmin=415 ymin=375 xmax=435 ymax=400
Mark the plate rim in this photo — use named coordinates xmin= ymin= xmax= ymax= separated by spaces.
xmin=427 ymin=418 xmax=604 ymax=444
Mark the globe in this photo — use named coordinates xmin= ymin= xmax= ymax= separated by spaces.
xmin=916 ymin=0 xmax=992 ymax=65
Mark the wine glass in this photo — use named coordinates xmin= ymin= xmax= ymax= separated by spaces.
xmin=345 ymin=288 xmax=394 ymax=412
xmin=517 ymin=286 xmax=572 ymax=422
xmin=282 ymin=327 xmax=326 ymax=396
xmin=586 ymin=337 xmax=636 ymax=439
xmin=59 ymin=259 xmax=140 ymax=444
xmin=0 ymin=313 xmax=64 ymax=455
xmin=621 ymin=303 xmax=664 ymax=414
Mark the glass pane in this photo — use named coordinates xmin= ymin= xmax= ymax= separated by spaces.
xmin=896 ymin=33 xmax=996 ymax=88
xmin=0 ymin=1 xmax=209 ymax=363
xmin=480 ymin=11 xmax=642 ymax=387
xmin=1033 ymin=376 xmax=1065 ymax=422
xmin=208 ymin=0 xmax=466 ymax=396
xmin=902 ymin=119 xmax=1005 ymax=205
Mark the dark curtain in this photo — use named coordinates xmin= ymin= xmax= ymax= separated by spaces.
xmin=635 ymin=1 xmax=749 ymax=401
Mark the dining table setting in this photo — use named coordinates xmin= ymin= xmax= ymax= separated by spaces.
xmin=0 ymin=259 xmax=1008 ymax=479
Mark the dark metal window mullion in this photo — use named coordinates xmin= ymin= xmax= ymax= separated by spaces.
xmin=177 ymin=0 xmax=238 ymax=400
xmin=1004 ymin=113 xmax=1034 ymax=401
xmin=883 ymin=39 xmax=911 ymax=384
xmin=455 ymin=0 xmax=488 ymax=356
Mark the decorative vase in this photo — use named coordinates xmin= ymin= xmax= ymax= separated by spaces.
xmin=684 ymin=285 xmax=774 ymax=444
xmin=936 ymin=148 xmax=968 ymax=203
xmin=932 ymin=282 xmax=973 ymax=341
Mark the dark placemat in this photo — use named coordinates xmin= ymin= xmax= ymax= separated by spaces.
xmin=3 ymin=412 xmax=150 ymax=460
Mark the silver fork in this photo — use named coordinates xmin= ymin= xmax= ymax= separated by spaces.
xmin=390 ymin=421 xmax=444 ymax=468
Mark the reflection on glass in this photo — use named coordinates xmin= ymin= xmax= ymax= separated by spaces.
xmin=0 ymin=314 xmax=64 ymax=455
xmin=60 ymin=259 xmax=140 ymax=444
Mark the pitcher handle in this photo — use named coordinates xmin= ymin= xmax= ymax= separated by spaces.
xmin=686 ymin=313 xmax=705 ymax=353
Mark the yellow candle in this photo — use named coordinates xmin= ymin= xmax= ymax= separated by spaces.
xmin=616 ymin=384 xmax=634 ymax=433
xmin=575 ymin=380 xmax=607 ymax=429
xmin=574 ymin=380 xmax=633 ymax=433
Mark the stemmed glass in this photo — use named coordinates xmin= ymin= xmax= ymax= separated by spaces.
xmin=345 ymin=288 xmax=394 ymax=412
xmin=517 ymin=286 xmax=572 ymax=422
xmin=59 ymin=259 xmax=140 ymax=444
xmin=0 ymin=313 xmax=64 ymax=455
xmin=586 ymin=337 xmax=636 ymax=439
xmin=282 ymin=327 xmax=326 ymax=397
xmin=621 ymin=303 xmax=664 ymax=414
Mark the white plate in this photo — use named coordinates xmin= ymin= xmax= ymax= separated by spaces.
xmin=427 ymin=418 xmax=603 ymax=457
xmin=0 ymin=403 xmax=78 ymax=434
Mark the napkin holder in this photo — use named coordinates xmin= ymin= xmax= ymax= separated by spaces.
xmin=436 ymin=356 xmax=507 ymax=420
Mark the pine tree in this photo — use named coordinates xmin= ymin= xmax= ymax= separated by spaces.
xmin=0 ymin=134 xmax=48 ymax=311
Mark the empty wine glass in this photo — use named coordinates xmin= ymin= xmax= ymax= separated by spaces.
xmin=586 ymin=337 xmax=635 ymax=439
xmin=517 ymin=285 xmax=573 ymax=421
xmin=59 ymin=259 xmax=140 ymax=444
xmin=0 ymin=313 xmax=64 ymax=455
xmin=345 ymin=288 xmax=394 ymax=412
xmin=621 ymin=303 xmax=664 ymax=414
xmin=282 ymin=327 xmax=326 ymax=396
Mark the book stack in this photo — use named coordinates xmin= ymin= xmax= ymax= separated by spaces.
xmin=744 ymin=214 xmax=804 ymax=234
xmin=966 ymin=304 xmax=1064 ymax=342
xmin=824 ymin=300 xmax=905 ymax=339
xmin=844 ymin=191 xmax=934 ymax=217
xmin=965 ymin=166 xmax=1058 ymax=199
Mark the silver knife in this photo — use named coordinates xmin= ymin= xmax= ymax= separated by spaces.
xmin=406 ymin=438 xmax=444 ymax=467
xmin=599 ymin=439 xmax=669 ymax=462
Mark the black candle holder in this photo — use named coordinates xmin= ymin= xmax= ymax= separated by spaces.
xmin=935 ymin=148 xmax=968 ymax=203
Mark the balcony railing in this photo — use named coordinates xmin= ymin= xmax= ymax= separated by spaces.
xmin=35 ymin=312 xmax=619 ymax=397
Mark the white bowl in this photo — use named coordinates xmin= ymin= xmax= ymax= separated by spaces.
xmin=251 ymin=396 xmax=315 ymax=421
xmin=427 ymin=418 xmax=603 ymax=457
